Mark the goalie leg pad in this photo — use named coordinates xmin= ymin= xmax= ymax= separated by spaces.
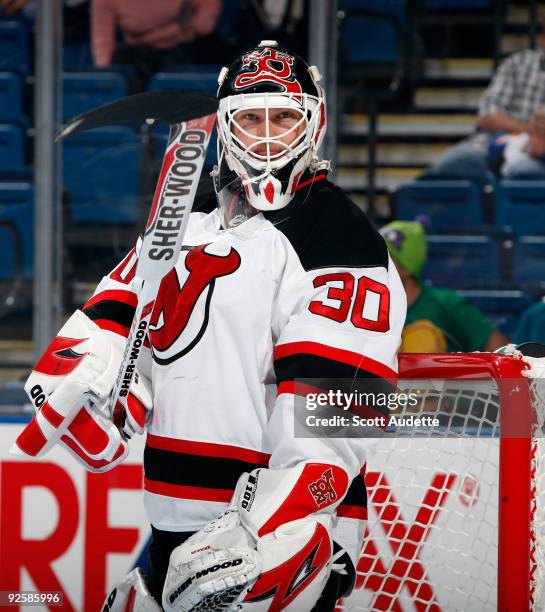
xmin=241 ymin=515 xmax=333 ymax=611
xmin=103 ymin=568 xmax=161 ymax=612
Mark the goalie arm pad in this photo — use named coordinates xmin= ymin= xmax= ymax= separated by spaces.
xmin=233 ymin=462 xmax=349 ymax=538
xmin=10 ymin=310 xmax=152 ymax=472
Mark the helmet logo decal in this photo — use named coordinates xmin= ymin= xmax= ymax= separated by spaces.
xmin=234 ymin=48 xmax=302 ymax=95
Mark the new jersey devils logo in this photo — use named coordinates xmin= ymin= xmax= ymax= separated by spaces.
xmin=234 ymin=48 xmax=302 ymax=95
xmin=149 ymin=245 xmax=241 ymax=364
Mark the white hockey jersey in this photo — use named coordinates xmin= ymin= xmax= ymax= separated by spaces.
xmin=82 ymin=175 xmax=406 ymax=565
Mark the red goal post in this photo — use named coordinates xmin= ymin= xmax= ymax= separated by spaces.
xmin=340 ymin=351 xmax=545 ymax=612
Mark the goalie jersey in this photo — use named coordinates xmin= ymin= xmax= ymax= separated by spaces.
xmin=82 ymin=174 xmax=406 ymax=566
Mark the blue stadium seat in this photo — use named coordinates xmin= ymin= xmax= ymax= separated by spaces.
xmin=394 ymin=180 xmax=484 ymax=230
xmin=513 ymin=236 xmax=545 ymax=288
xmin=0 ymin=168 xmax=31 ymax=183
xmin=496 ymin=181 xmax=545 ymax=236
xmin=148 ymin=72 xmax=219 ymax=96
xmin=64 ymin=43 xmax=94 ymax=72
xmin=513 ymin=300 xmax=545 ymax=345
xmin=63 ymin=72 xmax=129 ymax=120
xmin=148 ymin=72 xmax=219 ymax=169
xmin=341 ymin=0 xmax=405 ymax=18
xmin=0 ymin=222 xmax=22 ymax=279
xmin=424 ymin=0 xmax=492 ymax=7
xmin=62 ymin=127 xmax=140 ymax=224
xmin=216 ymin=0 xmax=241 ymax=41
xmin=0 ymin=21 xmax=30 ymax=75
xmin=0 ymin=183 xmax=33 ymax=277
xmin=0 ymin=72 xmax=23 ymax=121
xmin=423 ymin=234 xmax=501 ymax=289
xmin=458 ymin=290 xmax=532 ymax=337
xmin=341 ymin=16 xmax=399 ymax=63
xmin=339 ymin=1 xmax=407 ymax=64
xmin=0 ymin=124 xmax=24 ymax=169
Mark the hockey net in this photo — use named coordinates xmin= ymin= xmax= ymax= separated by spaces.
xmin=339 ymin=351 xmax=545 ymax=612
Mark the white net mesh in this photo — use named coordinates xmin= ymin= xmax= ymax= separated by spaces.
xmin=339 ymin=353 xmax=545 ymax=612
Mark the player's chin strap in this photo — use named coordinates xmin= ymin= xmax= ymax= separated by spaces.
xmin=162 ymin=462 xmax=350 ymax=612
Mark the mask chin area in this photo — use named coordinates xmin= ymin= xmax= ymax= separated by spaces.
xmin=215 ymin=175 xmax=259 ymax=228
xmin=243 ymin=154 xmax=309 ymax=211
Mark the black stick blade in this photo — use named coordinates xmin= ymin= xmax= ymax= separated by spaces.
xmin=55 ymin=90 xmax=219 ymax=141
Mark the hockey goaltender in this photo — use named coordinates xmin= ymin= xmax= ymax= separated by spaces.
xmin=12 ymin=41 xmax=406 ymax=611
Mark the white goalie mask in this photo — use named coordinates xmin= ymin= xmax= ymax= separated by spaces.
xmin=214 ymin=40 xmax=327 ymax=212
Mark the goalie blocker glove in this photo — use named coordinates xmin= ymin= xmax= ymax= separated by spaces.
xmin=10 ymin=310 xmax=152 ymax=472
xmin=162 ymin=462 xmax=348 ymax=611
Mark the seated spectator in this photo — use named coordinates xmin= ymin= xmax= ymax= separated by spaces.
xmin=91 ymin=0 xmax=222 ymax=83
xmin=380 ymin=220 xmax=508 ymax=352
xmin=234 ymin=0 xmax=307 ymax=57
xmin=513 ymin=298 xmax=545 ymax=345
xmin=1 ymin=0 xmax=90 ymax=45
xmin=0 ymin=0 xmax=32 ymax=14
xmin=425 ymin=17 xmax=545 ymax=184
xmin=499 ymin=110 xmax=545 ymax=178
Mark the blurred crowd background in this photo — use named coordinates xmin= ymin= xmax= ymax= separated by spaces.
xmin=1 ymin=0 xmax=545 ymax=411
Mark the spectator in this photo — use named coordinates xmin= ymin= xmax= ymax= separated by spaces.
xmin=235 ymin=0 xmax=307 ymax=57
xmin=1 ymin=0 xmax=90 ymax=44
xmin=380 ymin=220 xmax=508 ymax=352
xmin=426 ymin=17 xmax=545 ymax=184
xmin=513 ymin=298 xmax=545 ymax=345
xmin=91 ymin=0 xmax=222 ymax=82
xmin=0 ymin=0 xmax=28 ymax=14
xmin=499 ymin=109 xmax=545 ymax=178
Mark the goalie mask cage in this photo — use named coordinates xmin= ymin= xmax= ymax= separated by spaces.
xmin=340 ymin=352 xmax=545 ymax=612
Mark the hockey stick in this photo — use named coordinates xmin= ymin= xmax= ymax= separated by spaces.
xmin=12 ymin=93 xmax=217 ymax=460
xmin=55 ymin=90 xmax=218 ymax=140
xmin=109 ymin=113 xmax=216 ymax=441
xmin=58 ymin=94 xmax=219 ymax=453
xmin=56 ymin=93 xmax=219 ymax=451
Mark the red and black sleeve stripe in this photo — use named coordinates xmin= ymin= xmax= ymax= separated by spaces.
xmin=339 ymin=473 xmax=368 ymax=520
xmin=82 ymin=289 xmax=137 ymax=338
xmin=274 ymin=341 xmax=396 ymax=419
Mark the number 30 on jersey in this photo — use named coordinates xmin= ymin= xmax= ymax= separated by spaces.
xmin=309 ymin=272 xmax=390 ymax=333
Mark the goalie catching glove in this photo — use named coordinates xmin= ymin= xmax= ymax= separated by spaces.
xmin=162 ymin=462 xmax=349 ymax=611
xmin=10 ymin=310 xmax=152 ymax=472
